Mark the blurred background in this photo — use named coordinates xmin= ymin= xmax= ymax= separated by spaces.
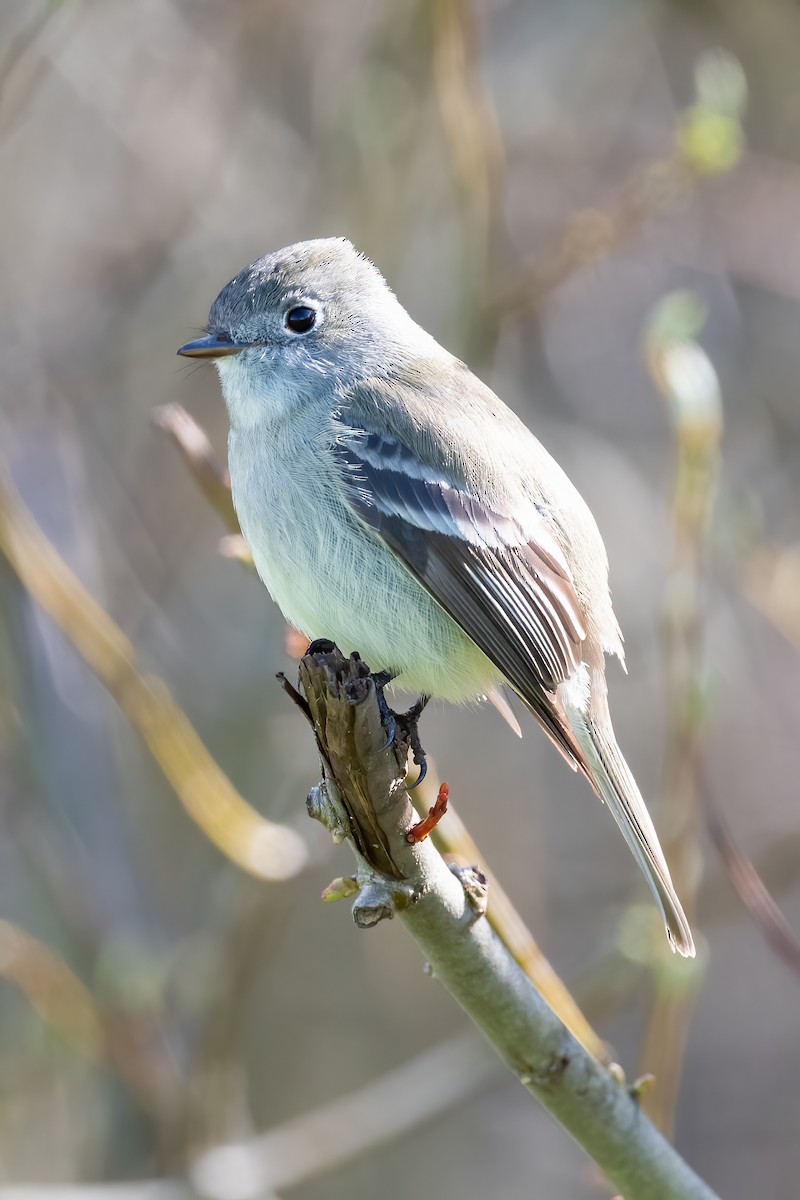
xmin=1 ymin=1 xmax=800 ymax=1197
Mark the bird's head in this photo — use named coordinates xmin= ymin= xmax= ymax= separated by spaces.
xmin=177 ymin=238 xmax=430 ymax=428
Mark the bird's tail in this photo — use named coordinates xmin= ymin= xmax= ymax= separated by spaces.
xmin=565 ymin=692 xmax=696 ymax=959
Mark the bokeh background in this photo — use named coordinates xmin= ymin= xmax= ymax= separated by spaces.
xmin=2 ymin=1 xmax=800 ymax=1197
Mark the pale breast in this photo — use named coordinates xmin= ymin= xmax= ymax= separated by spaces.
xmin=228 ymin=424 xmax=500 ymax=700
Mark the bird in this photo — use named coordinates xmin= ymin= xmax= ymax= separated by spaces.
xmin=177 ymin=236 xmax=695 ymax=958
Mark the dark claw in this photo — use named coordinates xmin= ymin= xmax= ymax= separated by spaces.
xmin=409 ymin=757 xmax=427 ymax=789
xmin=377 ymin=694 xmax=397 ymax=749
xmin=400 ymin=694 xmax=430 ymax=788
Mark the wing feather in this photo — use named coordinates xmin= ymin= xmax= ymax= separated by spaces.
xmin=333 ymin=414 xmax=591 ymax=770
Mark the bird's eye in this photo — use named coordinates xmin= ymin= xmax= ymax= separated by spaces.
xmin=285 ymin=305 xmax=316 ymax=334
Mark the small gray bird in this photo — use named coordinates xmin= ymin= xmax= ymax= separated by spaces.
xmin=178 ymin=237 xmax=695 ymax=957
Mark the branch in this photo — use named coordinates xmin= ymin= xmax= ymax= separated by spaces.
xmin=191 ymin=1030 xmax=497 ymax=1197
xmin=0 ymin=1032 xmax=497 ymax=1200
xmin=151 ymin=404 xmax=240 ymax=535
xmin=636 ymin=302 xmax=720 ymax=1133
xmin=743 ymin=542 xmax=800 ymax=650
xmin=487 ymin=49 xmax=746 ymax=326
xmin=0 ymin=463 xmax=305 ymax=882
xmin=283 ymin=644 xmax=720 ymax=1200
xmin=703 ymin=796 xmax=800 ymax=975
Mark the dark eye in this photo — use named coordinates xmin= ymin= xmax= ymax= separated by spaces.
xmin=285 ymin=305 xmax=316 ymax=334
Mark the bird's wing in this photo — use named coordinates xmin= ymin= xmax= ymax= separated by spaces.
xmin=332 ymin=411 xmax=590 ymax=771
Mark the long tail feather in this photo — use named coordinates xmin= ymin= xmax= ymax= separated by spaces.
xmin=565 ymin=695 xmax=695 ymax=958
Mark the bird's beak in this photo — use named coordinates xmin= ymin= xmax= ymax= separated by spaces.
xmin=176 ymin=335 xmax=248 ymax=359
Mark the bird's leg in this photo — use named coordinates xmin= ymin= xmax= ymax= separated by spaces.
xmin=370 ymin=672 xmax=430 ymax=787
xmin=371 ymin=670 xmax=398 ymax=747
xmin=395 ymin=693 xmax=431 ymax=788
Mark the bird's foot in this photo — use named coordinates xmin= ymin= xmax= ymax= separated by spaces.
xmin=372 ymin=671 xmax=398 ymax=747
xmin=407 ymin=782 xmax=449 ymax=843
xmin=371 ymin=672 xmax=430 ymax=787
xmin=397 ymin=693 xmax=431 ymax=787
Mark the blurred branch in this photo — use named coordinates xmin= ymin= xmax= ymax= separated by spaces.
xmin=569 ymin=821 xmax=800 ymax=1032
xmin=743 ymin=543 xmax=800 ymax=649
xmin=152 ymin=405 xmax=240 ymax=536
xmin=429 ymin=0 xmax=507 ymax=358
xmin=493 ymin=157 xmax=693 ymax=319
xmin=0 ymin=919 xmax=101 ymax=1058
xmin=0 ymin=1 xmax=93 ymax=138
xmin=701 ymin=830 xmax=800 ymax=924
xmin=639 ymin=273 xmax=800 ymax=1111
xmin=0 ymin=463 xmax=305 ymax=882
xmin=0 ymin=1032 xmax=497 ymax=1200
xmin=282 ymin=643 xmax=719 ymax=1200
xmin=639 ymin=292 xmax=722 ymax=1136
xmin=703 ymin=795 xmax=800 ymax=976
xmin=489 ymin=49 xmax=747 ymax=322
xmin=430 ymin=0 xmax=503 ymax=250
xmin=191 ymin=1030 xmax=497 ymax=1198
xmin=187 ymin=880 xmax=298 ymax=1145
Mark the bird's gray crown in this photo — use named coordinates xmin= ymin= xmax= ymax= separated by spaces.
xmin=207 ymin=237 xmax=387 ymax=339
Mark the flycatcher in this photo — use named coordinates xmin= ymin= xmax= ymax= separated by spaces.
xmin=178 ymin=237 xmax=695 ymax=957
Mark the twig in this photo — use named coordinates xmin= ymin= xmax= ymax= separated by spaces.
xmin=489 ymin=152 xmax=697 ymax=320
xmin=638 ymin=299 xmax=721 ymax=1135
xmin=429 ymin=0 xmax=507 ymax=360
xmin=430 ymin=0 xmax=503 ymax=253
xmin=0 ymin=1 xmax=95 ymax=139
xmin=0 ymin=919 xmax=101 ymax=1058
xmin=152 ymin=405 xmax=240 ymax=535
xmin=0 ymin=463 xmax=306 ymax=882
xmin=703 ymin=796 xmax=800 ymax=975
xmin=191 ymin=1030 xmax=498 ymax=1197
xmin=0 ymin=1032 xmax=497 ymax=1200
xmin=187 ymin=881 xmax=300 ymax=1145
xmin=701 ymin=830 xmax=800 ymax=925
xmin=638 ymin=289 xmax=800 ymax=1123
xmin=743 ymin=543 xmax=800 ymax=650
xmin=431 ymin=0 xmax=506 ymax=324
xmin=487 ymin=48 xmax=747 ymax=324
xmin=286 ymin=643 xmax=720 ymax=1200
xmin=568 ymin=820 xmax=800 ymax=1031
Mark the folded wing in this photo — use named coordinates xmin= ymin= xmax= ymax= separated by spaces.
xmin=332 ymin=417 xmax=591 ymax=772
